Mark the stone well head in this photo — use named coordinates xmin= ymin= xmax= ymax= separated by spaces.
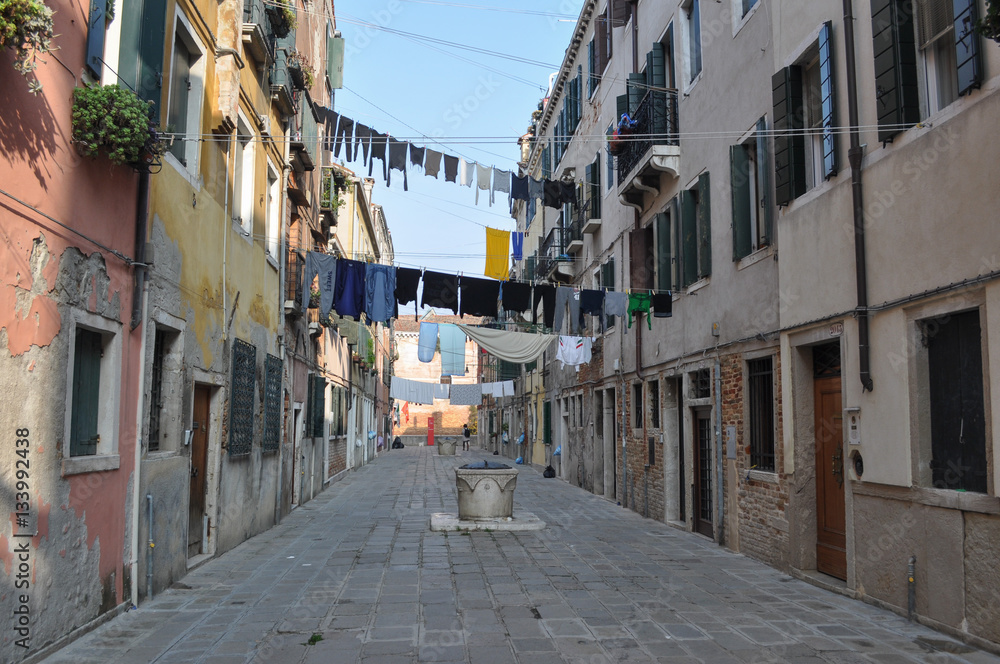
xmin=455 ymin=461 xmax=518 ymax=520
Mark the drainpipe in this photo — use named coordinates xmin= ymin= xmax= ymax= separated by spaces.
xmin=907 ymin=555 xmax=917 ymax=619
xmin=222 ymin=134 xmax=232 ymax=342
xmin=146 ymin=494 xmax=154 ymax=600
xmin=715 ymin=359 xmax=724 ymax=544
xmin=130 ymin=275 xmax=150 ymax=608
xmin=275 ymin=116 xmax=291 ymax=525
xmin=130 ymin=170 xmax=150 ymax=330
xmin=843 ymin=0 xmax=873 ymax=392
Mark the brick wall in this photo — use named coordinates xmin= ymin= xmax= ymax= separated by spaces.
xmin=328 ymin=437 xmax=347 ymax=477
xmin=618 ymin=373 xmax=666 ymax=521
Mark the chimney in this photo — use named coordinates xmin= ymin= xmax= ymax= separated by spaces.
xmin=361 ymin=177 xmax=375 ymax=203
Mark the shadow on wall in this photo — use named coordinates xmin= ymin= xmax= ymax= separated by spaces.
xmin=0 ymin=53 xmax=66 ymax=190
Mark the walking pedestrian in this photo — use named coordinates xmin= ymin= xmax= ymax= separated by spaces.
xmin=462 ymin=424 xmax=470 ymax=451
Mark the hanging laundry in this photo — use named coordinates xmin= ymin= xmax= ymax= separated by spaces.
xmin=532 ymin=284 xmax=557 ymax=329
xmin=364 ymin=264 xmax=396 ymax=323
xmin=543 ymin=179 xmax=562 ymax=208
xmin=335 ymin=116 xmax=354 ymax=161
xmin=501 ymin=380 xmax=515 ymax=397
xmin=511 ymin=231 xmax=524 ymax=262
xmin=511 ymin=174 xmax=529 ymax=202
xmin=475 ymin=163 xmax=492 ymax=204
xmin=333 ymin=258 xmax=366 ymax=319
xmin=579 ymin=289 xmax=605 ymax=330
xmin=528 ymin=176 xmax=544 ymax=202
xmin=388 ymin=137 xmax=408 ymax=190
xmin=390 ymin=377 xmax=435 ymax=404
xmin=409 ymin=144 xmax=425 ymax=170
xmin=354 ymin=123 xmax=372 ymax=167
xmin=439 ymin=324 xmax=466 ymax=376
xmin=301 ymin=252 xmax=337 ymax=318
xmin=556 ymin=336 xmax=593 ymax=369
xmin=559 ymin=180 xmax=577 ymax=206
xmin=418 ymin=322 xmax=438 ymax=363
xmin=449 ymin=383 xmax=482 ymax=406
xmin=500 ymin=280 xmax=531 ymax=313
xmin=368 ymin=131 xmax=388 ymax=181
xmin=627 ymin=290 xmax=653 ymax=329
xmin=433 ymin=383 xmax=451 ymax=399
xmin=652 ymin=291 xmax=672 ymax=317
xmin=402 ymin=401 xmax=409 ymax=423
xmin=460 ymin=159 xmax=474 ymax=187
xmin=443 ymin=154 xmax=459 ymax=182
xmin=484 ymin=227 xmax=511 ymax=280
xmin=604 ymin=291 xmax=628 ymax=318
xmin=459 ymin=276 xmax=501 ymax=318
xmin=492 ymin=168 xmax=511 ymax=207
xmin=424 ymin=149 xmax=442 ymax=178
xmin=316 ymin=107 xmax=336 ymax=152
xmin=421 ymin=270 xmax=459 ymax=314
xmin=394 ymin=267 xmax=421 ymax=306
xmin=552 ymin=286 xmax=582 ymax=335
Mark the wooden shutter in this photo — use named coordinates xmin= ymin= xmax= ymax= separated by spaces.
xmin=730 ymin=145 xmax=752 ymax=261
xmin=71 ymin=330 xmax=103 ymax=456
xmin=588 ymin=39 xmax=595 ymax=97
xmin=616 ymin=93 xmax=629 ymax=122
xmin=680 ymin=189 xmax=698 ymax=287
xmin=542 ymin=144 xmax=551 ymax=178
xmin=595 ymin=13 xmax=608 ymax=74
xmin=756 ymin=116 xmax=772 ymax=246
xmin=818 ymin=22 xmax=838 ymax=179
xmin=119 ymin=0 xmax=168 ymax=120
xmin=697 ymin=171 xmax=712 ymax=278
xmin=327 ymin=35 xmax=345 ymax=89
xmin=543 ymin=400 xmax=552 ymax=445
xmin=311 ymin=375 xmax=326 ymax=437
xmin=772 ymin=66 xmax=805 ymax=206
xmin=85 ymin=0 xmax=107 ymax=78
xmin=954 ymin=0 xmax=982 ymax=96
xmin=611 ymin=0 xmax=630 ymax=27
xmin=646 ymin=43 xmax=666 ymax=88
xmin=655 ymin=211 xmax=672 ymax=292
xmin=871 ymin=0 xmax=919 ymax=143
xmin=630 ymin=227 xmax=654 ymax=290
xmin=627 ymin=72 xmax=645 ymax=115
xmin=589 ymin=155 xmax=601 ymax=218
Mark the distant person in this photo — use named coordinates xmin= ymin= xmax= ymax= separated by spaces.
xmin=462 ymin=424 xmax=471 ymax=451
xmin=391 ymin=436 xmax=404 ymax=449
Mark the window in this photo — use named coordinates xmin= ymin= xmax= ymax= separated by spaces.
xmin=543 ymin=400 xmax=551 ymax=445
xmin=600 ymin=257 xmax=616 ymax=329
xmin=925 ymin=309 xmax=987 ymax=493
xmin=147 ymin=330 xmax=166 ymax=452
xmin=747 ymin=357 xmax=775 ymax=472
xmin=306 ymin=373 xmax=326 ymax=439
xmin=266 ymin=160 xmax=281 ymax=260
xmin=731 ymin=117 xmax=772 ymax=260
xmin=228 ymin=338 xmax=256 ymax=455
xmin=633 ymin=383 xmax=643 ymax=429
xmin=165 ymin=13 xmax=205 ymax=172
xmin=691 ymin=368 xmax=711 ymax=399
xmin=740 ymin=0 xmax=759 ymax=18
xmin=263 ymin=354 xmax=282 ymax=453
xmin=65 ymin=313 xmax=122 ymax=470
xmin=606 ymin=124 xmax=615 ymax=190
xmin=649 ymin=380 xmax=660 ymax=428
xmin=586 ymin=153 xmax=601 ymax=219
xmin=682 ymin=0 xmax=703 ymax=84
xmin=70 ymin=329 xmax=104 ymax=457
xmin=233 ymin=114 xmax=255 ymax=235
xmin=679 ymin=172 xmax=712 ymax=287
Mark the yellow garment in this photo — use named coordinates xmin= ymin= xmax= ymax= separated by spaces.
xmin=484 ymin=227 xmax=511 ymax=280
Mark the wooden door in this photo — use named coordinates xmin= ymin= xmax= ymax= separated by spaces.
xmin=814 ymin=375 xmax=846 ymax=580
xmin=188 ymin=385 xmax=210 ymax=556
xmin=693 ymin=411 xmax=713 ymax=538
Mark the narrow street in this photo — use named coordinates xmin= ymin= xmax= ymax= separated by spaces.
xmin=40 ymin=446 xmax=999 ymax=664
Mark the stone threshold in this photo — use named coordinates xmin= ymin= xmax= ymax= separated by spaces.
xmin=429 ymin=512 xmax=546 ymax=532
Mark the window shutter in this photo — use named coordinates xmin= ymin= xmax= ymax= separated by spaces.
xmin=590 ymin=155 xmax=601 ymax=218
xmin=312 ymin=375 xmax=326 ymax=437
xmin=542 ymin=144 xmax=551 ymax=178
xmin=697 ymin=171 xmax=712 ymax=278
xmin=588 ymin=39 xmax=595 ymax=97
xmin=543 ymin=400 xmax=552 ymax=445
xmin=616 ymin=93 xmax=629 ymax=122
xmin=646 ymin=43 xmax=666 ymax=88
xmin=655 ymin=211 xmax=672 ymax=292
xmin=954 ymin=0 xmax=983 ymax=96
xmin=818 ymin=22 xmax=838 ymax=179
xmin=585 ymin=162 xmax=594 ymax=217
xmin=772 ymin=66 xmax=805 ymax=206
xmin=71 ymin=330 xmax=103 ymax=456
xmin=85 ymin=0 xmax=107 ymax=78
xmin=730 ymin=145 xmax=752 ymax=261
xmin=119 ymin=0 xmax=168 ymax=121
xmin=611 ymin=0 xmax=630 ymax=27
xmin=630 ymin=227 xmax=654 ymax=290
xmin=627 ymin=72 xmax=645 ymax=115
xmin=326 ymin=35 xmax=345 ymax=89
xmin=871 ymin=0 xmax=919 ymax=143
xmin=756 ymin=117 xmax=772 ymax=246
xmin=595 ymin=13 xmax=608 ymax=74
xmin=680 ymin=189 xmax=698 ymax=287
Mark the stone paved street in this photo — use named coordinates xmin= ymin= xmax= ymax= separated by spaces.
xmin=40 ymin=446 xmax=1000 ymax=664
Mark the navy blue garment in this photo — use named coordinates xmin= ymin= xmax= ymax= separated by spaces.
xmin=354 ymin=123 xmax=372 ymax=167
xmin=334 ymin=259 xmax=366 ymax=320
xmin=364 ymin=264 xmax=396 ymax=323
xmin=388 ymin=137 xmax=409 ymax=190
xmin=443 ymin=155 xmax=459 ymax=183
xmin=559 ymin=180 xmax=577 ymax=206
xmin=501 ymin=280 xmax=531 ymax=313
xmin=369 ymin=132 xmax=388 ymax=181
xmin=532 ymin=284 xmax=557 ymax=329
xmin=395 ymin=267 xmax=421 ymax=305
xmin=510 ymin=174 xmax=529 ymax=201
xmin=543 ymin=179 xmax=561 ymax=208
xmin=579 ymin=289 xmax=605 ymax=330
xmin=459 ymin=277 xmax=500 ymax=318
xmin=421 ymin=270 xmax=459 ymax=314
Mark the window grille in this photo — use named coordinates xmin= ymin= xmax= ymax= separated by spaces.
xmin=263 ymin=354 xmax=282 ymax=453
xmin=228 ymin=338 xmax=256 ymax=455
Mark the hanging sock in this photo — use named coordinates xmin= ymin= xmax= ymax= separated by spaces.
xmin=354 ymin=123 xmax=372 ymax=167
xmin=491 ymin=168 xmax=511 ymax=207
xmin=652 ymin=291 xmax=673 ymax=317
xmin=443 ymin=155 xmax=459 ymax=182
xmin=424 ymin=149 xmax=442 ymax=178
xmin=484 ymin=228 xmax=510 ymax=280
xmin=388 ymin=137 xmax=408 ymax=190
xmin=439 ymin=324 xmax=466 ymax=376
xmin=459 ymin=276 xmax=501 ymax=318
xmin=363 ymin=264 xmax=396 ymax=323
xmin=418 ymin=322 xmax=438 ymax=363
xmin=511 ymin=231 xmax=524 ymax=262
xmin=460 ymin=159 xmax=474 ymax=187
xmin=421 ymin=271 xmax=460 ymax=314
xmin=627 ymin=290 xmax=653 ymax=329
xmin=500 ymin=280 xmax=531 ymax=314
xmin=333 ymin=259 xmax=366 ymax=320
xmin=301 ymin=252 xmax=337 ymax=318
xmin=368 ymin=131 xmax=388 ymax=181
xmin=475 ymin=163 xmax=491 ymax=204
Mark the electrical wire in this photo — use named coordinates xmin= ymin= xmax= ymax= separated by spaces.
xmin=391 ymin=0 xmax=577 ymax=19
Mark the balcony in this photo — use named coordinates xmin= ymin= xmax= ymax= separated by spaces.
xmin=536 ymin=227 xmax=573 ymax=282
xmin=616 ymin=89 xmax=680 ymax=211
xmin=270 ymin=44 xmax=295 ymax=118
xmin=566 ymin=217 xmax=583 ymax=254
xmin=287 ymin=170 xmax=310 ymax=208
xmin=290 ymin=97 xmax=317 ymax=171
xmin=285 ymin=250 xmax=303 ymax=317
xmin=241 ymin=0 xmax=270 ymax=67
xmin=319 ymin=167 xmax=344 ymax=226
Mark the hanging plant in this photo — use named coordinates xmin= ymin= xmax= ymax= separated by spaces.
xmin=72 ymin=84 xmax=166 ymax=167
xmin=267 ymin=0 xmax=296 ymax=37
xmin=977 ymin=0 xmax=1000 ymax=42
xmin=0 ymin=0 xmax=56 ymax=94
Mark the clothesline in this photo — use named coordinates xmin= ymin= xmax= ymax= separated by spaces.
xmin=389 ymin=377 xmax=517 ymax=405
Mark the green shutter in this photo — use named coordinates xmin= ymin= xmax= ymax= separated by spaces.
xmin=543 ymin=400 xmax=552 ymax=445
xmin=311 ymin=375 xmax=326 ymax=437
xmin=85 ymin=0 xmax=107 ymax=78
xmin=818 ymin=22 xmax=838 ymax=179
xmin=588 ymin=39 xmax=596 ymax=97
xmin=756 ymin=117 xmax=772 ymax=246
xmin=588 ymin=156 xmax=601 ymax=218
xmin=71 ymin=330 xmax=102 ymax=457
xmin=541 ymin=144 xmax=551 ymax=178
xmin=655 ymin=211 xmax=672 ymax=292
xmin=954 ymin=0 xmax=982 ymax=97
xmin=119 ymin=0 xmax=168 ymax=121
xmin=327 ymin=35 xmax=345 ymax=89
xmin=871 ymin=0 xmax=919 ymax=143
xmin=680 ymin=189 xmax=698 ymax=287
xmin=627 ymin=72 xmax=645 ymax=115
xmin=616 ymin=93 xmax=629 ymax=122
xmin=646 ymin=43 xmax=666 ymax=88
xmin=697 ymin=171 xmax=712 ymax=278
xmin=772 ymin=66 xmax=805 ymax=206
xmin=730 ymin=145 xmax=752 ymax=261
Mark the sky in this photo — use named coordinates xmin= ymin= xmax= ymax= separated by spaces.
xmin=331 ymin=0 xmax=580 ymax=288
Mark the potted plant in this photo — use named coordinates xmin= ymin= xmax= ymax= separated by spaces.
xmin=72 ymin=84 xmax=166 ymax=168
xmin=266 ymin=0 xmax=296 ymax=37
xmin=287 ymin=50 xmax=315 ymax=90
xmin=1 ymin=0 xmax=55 ymax=93
xmin=308 ymin=286 xmax=320 ymax=309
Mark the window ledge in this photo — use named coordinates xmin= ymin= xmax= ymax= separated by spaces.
xmin=736 ymin=245 xmax=774 ymax=271
xmin=685 ymin=276 xmax=710 ymax=294
xmin=683 ymin=70 xmax=704 ymax=97
xmin=851 ymin=480 xmax=1000 ymax=514
xmin=63 ymin=454 xmax=120 ymax=476
xmin=164 ymin=152 xmax=202 ymax=191
xmin=232 ymin=219 xmax=253 ymax=245
xmin=145 ymin=450 xmax=181 ymax=460
xmin=732 ymin=0 xmax=762 ymax=38
xmin=265 ymin=254 xmax=279 ymax=271
xmin=747 ymin=468 xmax=779 ymax=484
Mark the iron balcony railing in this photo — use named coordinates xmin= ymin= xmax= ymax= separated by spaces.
xmin=243 ymin=0 xmax=266 ymax=26
xmin=616 ymin=88 xmax=680 ymax=186
xmin=567 ymin=216 xmax=583 ymax=247
xmin=536 ymin=226 xmax=566 ymax=277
